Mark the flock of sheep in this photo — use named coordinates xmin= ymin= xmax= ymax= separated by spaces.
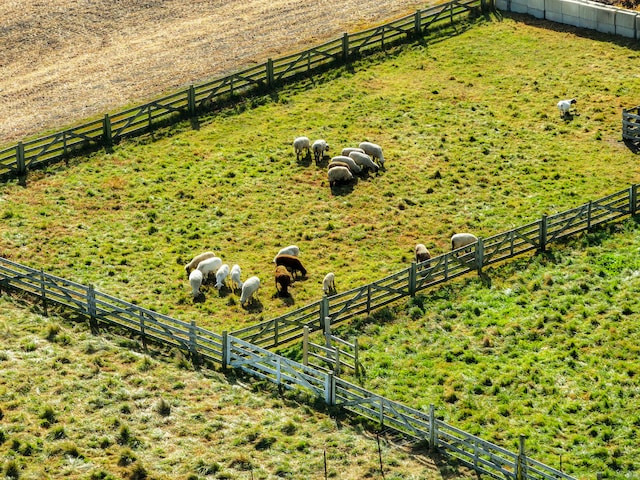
xmin=293 ymin=136 xmax=386 ymax=186
xmin=185 ymin=245 xmax=337 ymax=307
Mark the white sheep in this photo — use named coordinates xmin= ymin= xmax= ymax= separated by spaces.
xmin=557 ymin=98 xmax=577 ymax=117
xmin=293 ymin=136 xmax=311 ymax=160
xmin=323 ymin=272 xmax=336 ymax=296
xmin=359 ymin=141 xmax=385 ymax=168
xmin=451 ymin=233 xmax=478 ymax=252
xmin=214 ymin=263 xmax=230 ymax=290
xmin=230 ymin=264 xmax=243 ymax=291
xmin=184 ymin=251 xmax=215 ymax=276
xmin=349 ymin=151 xmax=379 ymax=173
xmin=312 ymin=139 xmax=330 ymax=164
xmin=330 ymin=155 xmax=362 ymax=174
xmin=273 ymin=245 xmax=300 ymax=263
xmin=189 ymin=269 xmax=204 ymax=299
xmin=196 ymin=256 xmax=223 ymax=282
xmin=415 ymin=243 xmax=431 ymax=263
xmin=328 ymin=166 xmax=354 ymax=187
xmin=341 ymin=147 xmax=365 ymax=156
xmin=240 ymin=276 xmax=261 ymax=306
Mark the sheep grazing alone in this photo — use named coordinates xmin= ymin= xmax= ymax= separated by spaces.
xmin=451 ymin=233 xmax=478 ymax=252
xmin=341 ymin=147 xmax=364 ymax=156
xmin=196 ymin=256 xmax=223 ymax=282
xmin=359 ymin=141 xmax=385 ymax=168
xmin=230 ymin=264 xmax=243 ymax=291
xmin=214 ymin=264 xmax=230 ymax=291
xmin=275 ymin=265 xmax=293 ymax=296
xmin=184 ymin=251 xmax=215 ymax=276
xmin=312 ymin=139 xmax=330 ymax=164
xmin=557 ymin=98 xmax=577 ymax=117
xmin=328 ymin=165 xmax=354 ymax=187
xmin=240 ymin=276 xmax=261 ymax=306
xmin=415 ymin=244 xmax=431 ymax=266
xmin=330 ymin=155 xmax=362 ymax=174
xmin=349 ymin=151 xmax=379 ymax=173
xmin=293 ymin=136 xmax=311 ymax=160
xmin=323 ymin=272 xmax=336 ymax=296
xmin=273 ymin=245 xmax=300 ymax=263
xmin=189 ymin=269 xmax=204 ymax=299
xmin=275 ymin=254 xmax=307 ymax=278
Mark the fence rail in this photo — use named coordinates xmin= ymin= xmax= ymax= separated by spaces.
xmin=0 ymin=0 xmax=484 ymax=180
xmin=623 ymin=106 xmax=640 ymax=143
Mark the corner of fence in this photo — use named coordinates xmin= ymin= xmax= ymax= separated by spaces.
xmin=221 ymin=330 xmax=228 ymax=371
xmin=102 ymin=114 xmax=113 ymax=147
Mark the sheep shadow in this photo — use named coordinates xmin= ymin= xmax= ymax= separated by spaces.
xmin=315 ymin=154 xmax=330 ymax=168
xmin=241 ymin=298 xmax=263 ymax=313
xmin=296 ymin=151 xmax=312 ymax=167
xmin=272 ymin=291 xmax=296 ymax=307
xmin=330 ymin=179 xmax=357 ymax=196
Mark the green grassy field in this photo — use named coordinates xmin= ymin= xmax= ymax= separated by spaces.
xmin=1 ymin=11 xmax=640 ymax=479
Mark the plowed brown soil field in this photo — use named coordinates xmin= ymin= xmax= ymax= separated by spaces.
xmin=0 ymin=0 xmax=429 ymax=144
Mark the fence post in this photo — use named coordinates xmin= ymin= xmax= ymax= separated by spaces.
xmin=353 ymin=336 xmax=360 ymax=378
xmin=266 ymin=59 xmax=275 ymax=89
xmin=188 ymin=85 xmax=196 ymax=117
xmin=342 ymin=33 xmax=349 ymax=62
xmin=539 ymin=214 xmax=548 ymax=252
xmin=16 ymin=142 xmax=26 ymax=182
xmin=320 ymin=296 xmax=329 ymax=331
xmin=409 ymin=262 xmax=417 ymax=297
xmin=139 ymin=312 xmax=147 ymax=351
xmin=429 ymin=404 xmax=437 ymax=451
xmin=475 ymin=238 xmax=484 ymax=275
xmin=189 ymin=320 xmax=200 ymax=368
xmin=516 ymin=435 xmax=527 ymax=480
xmin=587 ymin=201 xmax=593 ymax=231
xmin=102 ymin=114 xmax=112 ymax=147
xmin=630 ymin=185 xmax=638 ymax=215
xmin=221 ymin=331 xmax=228 ymax=370
xmin=366 ymin=284 xmax=372 ymax=314
xmin=87 ymin=285 xmax=98 ymax=334
xmin=303 ymin=326 xmax=309 ymax=366
xmin=324 ymin=371 xmax=335 ymax=406
xmin=324 ymin=315 xmax=332 ymax=348
xmin=39 ymin=268 xmax=48 ymax=317
xmin=414 ymin=10 xmax=422 ymax=38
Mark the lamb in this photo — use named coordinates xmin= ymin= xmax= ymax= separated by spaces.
xmin=415 ymin=243 xmax=431 ymax=264
xmin=341 ymin=147 xmax=365 ymax=156
xmin=323 ymin=272 xmax=336 ymax=296
xmin=273 ymin=245 xmax=300 ymax=263
xmin=275 ymin=265 xmax=293 ymax=296
xmin=214 ymin=263 xmax=230 ymax=290
xmin=359 ymin=141 xmax=385 ymax=168
xmin=230 ymin=264 xmax=243 ymax=291
xmin=293 ymin=136 xmax=311 ymax=160
xmin=312 ymin=139 xmax=330 ymax=164
xmin=275 ymin=254 xmax=307 ymax=278
xmin=189 ymin=269 xmax=204 ymax=299
xmin=330 ymin=155 xmax=362 ymax=174
xmin=557 ymin=98 xmax=577 ymax=117
xmin=184 ymin=251 xmax=215 ymax=276
xmin=328 ymin=165 xmax=354 ymax=187
xmin=451 ymin=233 xmax=478 ymax=252
xmin=240 ymin=276 xmax=261 ymax=306
xmin=349 ymin=151 xmax=379 ymax=173
xmin=196 ymin=256 xmax=223 ymax=282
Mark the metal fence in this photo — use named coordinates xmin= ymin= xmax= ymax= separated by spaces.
xmin=0 ymin=0 xmax=485 ymax=181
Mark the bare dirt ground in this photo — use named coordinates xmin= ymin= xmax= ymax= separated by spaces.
xmin=0 ymin=0 xmax=429 ymax=145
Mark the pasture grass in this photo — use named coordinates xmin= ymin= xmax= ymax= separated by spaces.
xmin=0 ymin=11 xmax=640 ymax=478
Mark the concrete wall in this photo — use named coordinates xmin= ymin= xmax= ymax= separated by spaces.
xmin=494 ymin=0 xmax=640 ymax=39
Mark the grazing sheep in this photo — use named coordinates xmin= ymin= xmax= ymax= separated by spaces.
xmin=275 ymin=254 xmax=307 ymax=278
xmin=451 ymin=233 xmax=478 ymax=252
xmin=328 ymin=165 xmax=354 ymax=187
xmin=349 ymin=151 xmax=379 ymax=173
xmin=341 ymin=147 xmax=365 ymax=156
xmin=359 ymin=141 xmax=385 ymax=168
xmin=415 ymin=243 xmax=431 ymax=269
xmin=189 ymin=269 xmax=204 ymax=299
xmin=293 ymin=136 xmax=311 ymax=160
xmin=273 ymin=245 xmax=300 ymax=263
xmin=196 ymin=256 xmax=223 ymax=282
xmin=185 ymin=251 xmax=215 ymax=276
xmin=230 ymin=264 xmax=243 ymax=291
xmin=214 ymin=264 xmax=230 ymax=291
xmin=312 ymin=139 xmax=330 ymax=164
xmin=330 ymin=155 xmax=362 ymax=174
xmin=275 ymin=265 xmax=293 ymax=296
xmin=328 ymin=160 xmax=352 ymax=171
xmin=557 ymin=98 xmax=577 ymax=117
xmin=323 ymin=272 xmax=336 ymax=296
xmin=240 ymin=276 xmax=261 ymax=306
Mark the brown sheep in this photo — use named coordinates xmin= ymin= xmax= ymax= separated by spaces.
xmin=275 ymin=265 xmax=293 ymax=296
xmin=275 ymin=254 xmax=307 ymax=278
